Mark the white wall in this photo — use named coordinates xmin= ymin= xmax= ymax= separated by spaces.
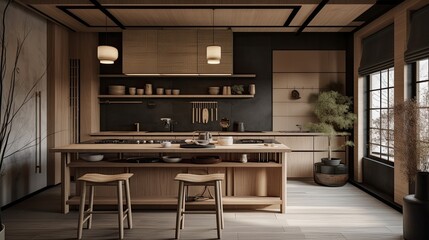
xmin=0 ymin=1 xmax=47 ymax=206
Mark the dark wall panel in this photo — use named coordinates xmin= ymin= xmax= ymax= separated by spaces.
xmin=363 ymin=157 xmax=394 ymax=197
xmin=99 ymin=32 xmax=350 ymax=132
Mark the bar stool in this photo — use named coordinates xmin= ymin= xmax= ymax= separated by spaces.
xmin=174 ymin=173 xmax=225 ymax=239
xmin=77 ymin=173 xmax=134 ymax=240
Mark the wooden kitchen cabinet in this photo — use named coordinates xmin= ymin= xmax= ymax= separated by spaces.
xmin=122 ymin=29 xmax=233 ymax=74
xmin=123 ymin=30 xmax=158 ymax=74
xmin=157 ymin=30 xmax=198 ymax=74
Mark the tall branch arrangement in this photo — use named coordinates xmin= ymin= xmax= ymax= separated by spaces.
xmin=1 ymin=0 xmax=44 ymax=226
xmin=392 ymin=93 xmax=429 ymax=180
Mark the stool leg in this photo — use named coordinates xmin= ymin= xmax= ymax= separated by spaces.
xmin=214 ymin=181 xmax=222 ymax=239
xmin=175 ymin=181 xmax=184 ymax=239
xmin=180 ymin=185 xmax=187 ymax=229
xmin=87 ymin=185 xmax=94 ymax=229
xmin=77 ymin=181 xmax=87 ymax=240
xmin=219 ymin=182 xmax=224 ymax=229
xmin=125 ymin=179 xmax=133 ymax=229
xmin=117 ymin=181 xmax=124 ymax=240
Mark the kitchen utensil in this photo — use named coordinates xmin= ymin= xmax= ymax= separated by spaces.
xmin=237 ymin=122 xmax=245 ymax=132
xmin=215 ymin=102 xmax=217 ymax=121
xmin=137 ymin=89 xmax=144 ymax=95
xmin=203 ymin=106 xmax=209 ymax=123
xmin=129 ymin=87 xmax=136 ymax=95
xmin=208 ymin=87 xmax=220 ymax=95
xmin=172 ymin=89 xmax=180 ymax=95
xmin=249 ymin=84 xmax=256 ymax=95
xmin=198 ymin=132 xmax=212 ymax=141
xmin=165 ymin=89 xmax=172 ymax=95
xmin=156 ymin=88 xmax=164 ymax=95
xmin=211 ymin=102 xmax=214 ymax=121
xmin=192 ymin=102 xmax=195 ymax=123
xmin=161 ymin=141 xmax=172 ymax=148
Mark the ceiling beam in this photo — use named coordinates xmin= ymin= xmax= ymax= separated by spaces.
xmin=297 ymin=0 xmax=329 ymax=34
xmin=90 ymin=0 xmax=125 ymax=29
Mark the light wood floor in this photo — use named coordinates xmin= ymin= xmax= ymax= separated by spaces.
xmin=3 ymin=179 xmax=403 ymax=240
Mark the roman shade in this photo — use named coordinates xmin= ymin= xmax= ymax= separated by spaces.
xmin=359 ymin=24 xmax=394 ymax=76
xmin=405 ymin=4 xmax=429 ymax=63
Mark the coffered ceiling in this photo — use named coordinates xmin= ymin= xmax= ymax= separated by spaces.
xmin=17 ymin=0 xmax=403 ymax=33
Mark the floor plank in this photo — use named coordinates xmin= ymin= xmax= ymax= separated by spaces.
xmin=2 ymin=179 xmax=403 ymax=240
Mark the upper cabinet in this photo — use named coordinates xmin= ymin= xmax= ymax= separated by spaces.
xmin=123 ymin=29 xmax=233 ymax=75
xmin=123 ymin=30 xmax=158 ymax=74
xmin=158 ymin=30 xmax=198 ymax=74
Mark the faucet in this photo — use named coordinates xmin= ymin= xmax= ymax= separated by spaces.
xmin=296 ymin=124 xmax=302 ymax=132
xmin=161 ymin=118 xmax=174 ymax=132
xmin=134 ymin=122 xmax=140 ymax=132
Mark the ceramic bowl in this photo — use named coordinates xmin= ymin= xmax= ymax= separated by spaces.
xmin=80 ymin=154 xmax=104 ymax=162
xmin=162 ymin=156 xmax=182 ymax=163
xmin=108 ymin=85 xmax=125 ymax=95
xmin=161 ymin=141 xmax=172 ymax=148
xmin=208 ymin=87 xmax=220 ymax=95
xmin=218 ymin=136 xmax=233 ymax=146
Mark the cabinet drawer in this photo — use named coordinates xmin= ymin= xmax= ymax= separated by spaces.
xmin=314 ymin=136 xmax=346 ymax=151
xmin=287 ymin=152 xmax=313 ymax=178
xmin=275 ymin=136 xmax=313 ymax=151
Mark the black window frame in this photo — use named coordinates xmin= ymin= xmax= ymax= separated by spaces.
xmin=366 ymin=68 xmax=395 ymax=166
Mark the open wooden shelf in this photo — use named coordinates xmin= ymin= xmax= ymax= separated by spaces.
xmin=98 ymin=94 xmax=254 ymax=99
xmin=99 ymin=74 xmax=256 ymax=78
xmin=69 ymin=161 xmax=281 ymax=168
xmin=67 ymin=196 xmax=281 ymax=206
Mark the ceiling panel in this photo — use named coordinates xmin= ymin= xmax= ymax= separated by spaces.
xmin=70 ymin=9 xmax=117 ymax=26
xmin=309 ymin=4 xmax=373 ymax=26
xmin=231 ymin=27 xmax=298 ymax=32
xmin=288 ymin=4 xmax=316 ymax=26
xmin=215 ymin=9 xmax=292 ymax=26
xmin=303 ymin=27 xmax=356 ymax=32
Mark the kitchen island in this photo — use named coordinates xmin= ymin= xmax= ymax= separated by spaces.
xmin=52 ymin=143 xmax=291 ymax=214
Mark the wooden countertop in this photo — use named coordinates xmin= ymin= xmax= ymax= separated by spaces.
xmin=51 ymin=143 xmax=291 ymax=153
xmin=90 ymin=131 xmax=350 ymax=137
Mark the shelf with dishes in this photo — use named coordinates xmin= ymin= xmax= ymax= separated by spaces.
xmin=98 ymin=94 xmax=255 ymax=99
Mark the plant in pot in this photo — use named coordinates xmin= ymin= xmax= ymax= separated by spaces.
xmin=307 ymin=91 xmax=356 ymax=186
xmin=387 ymin=92 xmax=429 ymax=240
xmin=1 ymin=1 xmax=43 ymax=238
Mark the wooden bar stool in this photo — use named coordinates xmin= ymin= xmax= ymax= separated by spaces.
xmin=77 ymin=173 xmax=134 ymax=240
xmin=174 ymin=173 xmax=224 ymax=239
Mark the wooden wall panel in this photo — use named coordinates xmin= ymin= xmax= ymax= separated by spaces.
xmin=69 ymin=32 xmax=99 ymax=142
xmin=47 ymin=22 xmax=70 ymax=185
xmin=272 ymin=50 xmax=346 ymax=131
xmin=273 ymin=50 xmax=346 ymax=73
xmin=313 ymin=136 xmax=347 ymax=151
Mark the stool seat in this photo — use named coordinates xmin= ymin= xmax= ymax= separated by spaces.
xmin=175 ymin=173 xmax=224 ymax=239
xmin=77 ymin=173 xmax=133 ymax=240
xmin=78 ymin=173 xmax=133 ymax=183
xmin=174 ymin=173 xmax=224 ymax=183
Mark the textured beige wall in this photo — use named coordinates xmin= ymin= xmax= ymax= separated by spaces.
xmin=0 ymin=1 xmax=47 ymax=206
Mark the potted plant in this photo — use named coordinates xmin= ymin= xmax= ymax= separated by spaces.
xmin=1 ymin=1 xmax=43 ymax=238
xmin=390 ymin=92 xmax=429 ymax=240
xmin=307 ymin=91 xmax=356 ymax=186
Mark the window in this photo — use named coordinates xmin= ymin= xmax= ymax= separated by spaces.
xmin=368 ymin=67 xmax=394 ymax=162
xmin=416 ymin=59 xmax=429 ymax=141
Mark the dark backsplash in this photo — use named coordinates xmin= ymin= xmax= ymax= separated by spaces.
xmin=99 ymin=32 xmax=351 ymax=132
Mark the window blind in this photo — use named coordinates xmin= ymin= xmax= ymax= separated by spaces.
xmin=405 ymin=4 xmax=429 ymax=63
xmin=359 ymin=24 xmax=394 ymax=76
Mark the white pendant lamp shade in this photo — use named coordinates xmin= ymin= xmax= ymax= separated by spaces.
xmin=98 ymin=45 xmax=118 ymax=64
xmin=207 ymin=45 xmax=221 ymax=64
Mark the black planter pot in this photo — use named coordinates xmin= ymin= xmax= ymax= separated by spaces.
xmin=403 ymin=172 xmax=429 ymax=240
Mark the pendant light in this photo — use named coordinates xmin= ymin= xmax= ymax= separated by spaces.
xmin=207 ymin=9 xmax=221 ymax=64
xmin=98 ymin=15 xmax=118 ymax=64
